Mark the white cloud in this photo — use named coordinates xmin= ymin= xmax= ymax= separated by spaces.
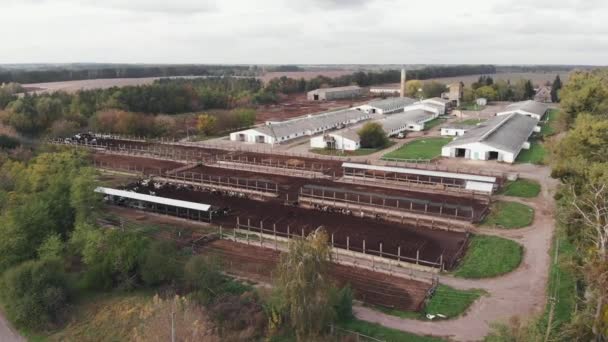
xmin=0 ymin=0 xmax=606 ymax=65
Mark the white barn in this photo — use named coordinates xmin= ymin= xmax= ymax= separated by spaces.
xmin=230 ymin=109 xmax=371 ymax=144
xmin=307 ymin=85 xmax=364 ymax=101
xmin=403 ymin=103 xmax=442 ymax=116
xmin=369 ymin=86 xmax=400 ymax=95
xmin=440 ymin=124 xmax=475 ymax=137
xmin=441 ymin=113 xmax=540 ymax=163
xmin=421 ymin=97 xmax=450 ymax=115
xmin=496 ymin=100 xmax=549 ymax=121
xmin=356 ymin=97 xmax=417 ymax=114
xmin=310 ymin=129 xmax=360 ymax=151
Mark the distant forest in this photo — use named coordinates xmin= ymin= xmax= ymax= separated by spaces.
xmin=0 ymin=64 xmax=256 ymax=84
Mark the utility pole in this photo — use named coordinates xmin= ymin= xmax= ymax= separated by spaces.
xmin=171 ymin=307 xmax=176 ymax=342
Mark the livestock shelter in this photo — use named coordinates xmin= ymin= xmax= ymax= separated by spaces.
xmin=95 ymin=186 xmax=216 ymax=221
xmin=341 ymin=162 xmax=498 ymax=193
xmin=230 ymin=109 xmax=372 ymax=144
xmin=307 ymin=85 xmax=364 ymax=101
xmin=356 ymin=97 xmax=417 ymax=114
xmin=421 ymin=97 xmax=450 ymax=115
xmin=441 ymin=113 xmax=540 ymax=163
xmin=379 ymin=109 xmax=437 ymax=134
xmin=441 ymin=124 xmax=475 ymax=137
xmin=496 ymin=100 xmax=549 ymax=121
xmin=369 ymin=86 xmax=400 ymax=95
xmin=403 ymin=103 xmax=442 ymax=116
xmin=310 ymin=129 xmax=360 ymax=151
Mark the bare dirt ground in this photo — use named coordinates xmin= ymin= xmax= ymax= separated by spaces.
xmin=354 ymin=163 xmax=558 ymax=341
xmin=22 ymin=76 xmax=209 ymax=94
xmin=0 ymin=311 xmax=24 ymax=342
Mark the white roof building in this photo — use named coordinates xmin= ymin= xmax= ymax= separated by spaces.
xmin=307 ymin=85 xmax=364 ymax=101
xmin=356 ymin=97 xmax=417 ymax=114
xmin=496 ymin=100 xmax=549 ymax=121
xmin=230 ymin=109 xmax=372 ymax=144
xmin=441 ymin=113 xmax=540 ymax=163
xmin=421 ymin=97 xmax=450 ymax=115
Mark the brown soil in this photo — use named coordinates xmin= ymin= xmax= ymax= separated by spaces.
xmin=126 ymin=181 xmax=467 ymax=269
xmin=202 ymin=239 xmax=431 ymax=311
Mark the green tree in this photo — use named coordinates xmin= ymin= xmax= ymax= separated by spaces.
xmin=183 ymin=255 xmax=225 ymax=305
xmin=273 ymin=229 xmax=335 ymax=340
xmin=0 ymin=259 xmax=69 ymax=330
xmin=357 ymin=122 xmax=388 ymax=148
xmin=405 ymin=80 xmax=423 ymax=98
xmin=524 ymin=80 xmax=535 ymax=100
xmin=422 ymin=82 xmax=447 ymax=98
xmin=140 ymin=241 xmax=182 ymax=287
xmin=551 ymin=74 xmax=562 ymax=103
xmin=475 ymin=85 xmax=498 ymax=101
xmin=233 ymin=108 xmax=256 ymax=127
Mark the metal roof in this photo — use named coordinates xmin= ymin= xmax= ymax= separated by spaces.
xmin=95 ymin=187 xmax=212 ymax=211
xmin=501 ymin=100 xmax=549 ymax=117
xmin=423 ymin=97 xmax=450 ymax=105
xmin=366 ymin=97 xmax=417 ymax=111
xmin=254 ymin=109 xmax=370 ymax=139
xmin=444 ymin=113 xmax=538 ymax=153
xmin=342 ymin=162 xmax=497 ymax=183
xmin=308 ymin=85 xmax=362 ymax=94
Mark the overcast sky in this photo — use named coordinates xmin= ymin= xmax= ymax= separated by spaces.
xmin=2 ymin=0 xmax=607 ymax=65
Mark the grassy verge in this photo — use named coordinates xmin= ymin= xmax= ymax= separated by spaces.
xmin=339 ymin=319 xmax=445 ymax=342
xmin=516 ymin=141 xmax=546 ymax=164
xmin=454 ymin=235 xmax=523 ymax=278
xmin=500 ymin=179 xmax=541 ymax=198
xmin=423 ymin=117 xmax=447 ymax=131
xmin=383 ymin=137 xmax=451 ymax=160
xmin=482 ymin=201 xmax=535 ymax=229
xmin=540 ymin=109 xmax=560 ymax=137
xmin=310 ymin=142 xmax=395 ymax=156
xmin=374 ymin=285 xmax=484 ymax=320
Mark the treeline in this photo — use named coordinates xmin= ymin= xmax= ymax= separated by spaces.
xmin=407 ymin=64 xmax=496 ymax=80
xmin=0 ymin=78 xmax=263 ymax=137
xmin=0 ymin=64 xmax=256 ymax=84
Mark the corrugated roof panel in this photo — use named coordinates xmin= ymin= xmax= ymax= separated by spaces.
xmin=95 ymin=187 xmax=212 ymax=211
xmin=341 ymin=162 xmax=497 ymax=183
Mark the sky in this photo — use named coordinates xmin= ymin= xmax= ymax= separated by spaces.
xmin=2 ymin=0 xmax=607 ymax=65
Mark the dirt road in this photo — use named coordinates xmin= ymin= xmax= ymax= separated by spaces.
xmin=0 ymin=311 xmax=23 ymax=342
xmin=354 ymin=163 xmax=558 ymax=341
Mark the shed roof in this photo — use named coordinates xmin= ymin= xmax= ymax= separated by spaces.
xmin=445 ymin=113 xmax=538 ymax=153
xmin=308 ymin=85 xmax=361 ymax=94
xmin=341 ymin=162 xmax=497 ymax=183
xmin=366 ymin=97 xmax=417 ymax=111
xmin=502 ymin=100 xmax=549 ymax=117
xmin=255 ymin=109 xmax=369 ymax=139
xmin=379 ymin=109 xmax=435 ymax=132
xmin=95 ymin=187 xmax=212 ymax=211
xmin=423 ymin=97 xmax=450 ymax=105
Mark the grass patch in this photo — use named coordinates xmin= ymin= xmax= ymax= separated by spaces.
xmin=310 ymin=141 xmax=394 ymax=156
xmin=516 ymin=141 xmax=546 ymax=164
xmin=373 ymin=285 xmax=484 ymax=320
xmin=423 ymin=117 xmax=446 ymax=131
xmin=454 ymin=235 xmax=523 ymax=278
xmin=482 ymin=201 xmax=535 ymax=229
xmin=339 ymin=319 xmax=445 ymax=342
xmin=383 ymin=137 xmax=451 ymax=160
xmin=540 ymin=109 xmax=560 ymax=137
xmin=500 ymin=179 xmax=541 ymax=198
xmin=456 ymin=118 xmax=486 ymax=125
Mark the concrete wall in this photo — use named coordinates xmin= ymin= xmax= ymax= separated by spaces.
xmin=442 ymin=142 xmax=517 ymax=163
xmin=310 ymin=134 xmax=359 ymax=151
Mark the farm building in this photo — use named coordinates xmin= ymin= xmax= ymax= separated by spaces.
xmin=402 ymin=103 xmax=442 ymax=116
xmin=369 ymin=86 xmax=400 ymax=95
xmin=230 ymin=109 xmax=371 ymax=144
xmin=307 ymin=85 xmax=364 ymax=101
xmin=441 ymin=82 xmax=464 ymax=106
xmin=421 ymin=97 xmax=450 ymax=115
xmin=381 ymin=109 xmax=437 ymax=134
xmin=356 ymin=97 xmax=417 ymax=114
xmin=476 ymin=98 xmax=487 ymax=106
xmin=441 ymin=113 xmax=540 ymax=163
xmin=496 ymin=100 xmax=549 ymax=120
xmin=440 ymin=124 xmax=475 ymax=137
xmin=310 ymin=129 xmax=360 ymax=151
xmin=534 ymin=86 xmax=552 ymax=103
xmin=309 ymin=109 xmax=437 ymax=150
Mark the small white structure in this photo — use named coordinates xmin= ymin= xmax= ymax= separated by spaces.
xmin=230 ymin=109 xmax=372 ymax=144
xmin=496 ymin=100 xmax=549 ymax=121
xmin=380 ymin=109 xmax=437 ymax=135
xmin=476 ymin=98 xmax=487 ymax=106
xmin=310 ymin=130 xmax=360 ymax=151
xmin=307 ymin=85 xmax=364 ymax=101
xmin=356 ymin=97 xmax=417 ymax=114
xmin=440 ymin=124 xmax=475 ymax=137
xmin=441 ymin=113 xmax=539 ymax=163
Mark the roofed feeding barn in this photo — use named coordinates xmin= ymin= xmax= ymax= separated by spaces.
xmin=307 ymin=85 xmax=364 ymax=101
